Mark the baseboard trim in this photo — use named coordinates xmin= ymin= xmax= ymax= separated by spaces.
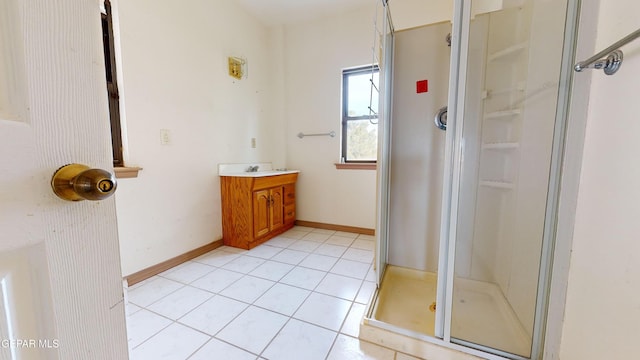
xmin=295 ymin=220 xmax=375 ymax=236
xmin=125 ymin=239 xmax=224 ymax=287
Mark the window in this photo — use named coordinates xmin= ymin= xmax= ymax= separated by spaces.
xmin=101 ymin=0 xmax=123 ymax=167
xmin=341 ymin=65 xmax=379 ymax=163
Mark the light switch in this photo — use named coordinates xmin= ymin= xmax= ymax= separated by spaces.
xmin=251 ymin=137 xmax=256 ymax=148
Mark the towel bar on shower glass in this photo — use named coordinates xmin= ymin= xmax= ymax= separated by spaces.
xmin=574 ymin=28 xmax=640 ymax=75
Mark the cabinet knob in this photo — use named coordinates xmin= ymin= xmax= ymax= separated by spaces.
xmin=51 ymin=164 xmax=117 ymax=201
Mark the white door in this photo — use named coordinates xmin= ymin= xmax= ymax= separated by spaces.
xmin=0 ymin=0 xmax=128 ymax=359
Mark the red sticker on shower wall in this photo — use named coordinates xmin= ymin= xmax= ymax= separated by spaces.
xmin=416 ymin=80 xmax=428 ymax=93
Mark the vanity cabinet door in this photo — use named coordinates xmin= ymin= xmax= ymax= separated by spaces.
xmin=270 ymin=186 xmax=284 ymax=232
xmin=253 ymin=189 xmax=270 ymax=238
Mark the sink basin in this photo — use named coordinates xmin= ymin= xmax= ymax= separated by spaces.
xmin=220 ymin=169 xmax=300 ymax=178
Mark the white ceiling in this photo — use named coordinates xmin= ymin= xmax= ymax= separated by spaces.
xmin=235 ymin=0 xmax=374 ymax=26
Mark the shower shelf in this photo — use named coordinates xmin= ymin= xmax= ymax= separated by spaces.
xmin=488 ymin=42 xmax=528 ymax=62
xmin=482 ymin=142 xmax=520 ymax=150
xmin=489 ymin=81 xmax=527 ymax=95
xmin=484 ymin=109 xmax=521 ymax=120
xmin=480 ymin=180 xmax=515 ymax=190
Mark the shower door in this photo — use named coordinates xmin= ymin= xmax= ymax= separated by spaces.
xmin=441 ymin=0 xmax=574 ymax=358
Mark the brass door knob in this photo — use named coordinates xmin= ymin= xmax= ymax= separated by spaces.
xmin=51 ymin=164 xmax=117 ymax=201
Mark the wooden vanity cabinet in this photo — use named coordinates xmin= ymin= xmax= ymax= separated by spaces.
xmin=221 ymin=173 xmax=297 ymax=249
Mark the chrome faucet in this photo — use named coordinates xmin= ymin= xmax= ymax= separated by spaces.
xmin=246 ymin=165 xmax=259 ymax=172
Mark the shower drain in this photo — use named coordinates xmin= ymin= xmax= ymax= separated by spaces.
xmin=429 ymin=302 xmax=436 ymax=313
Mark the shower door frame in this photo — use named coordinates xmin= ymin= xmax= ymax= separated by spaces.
xmin=375 ymin=0 xmax=395 ymax=286
xmin=436 ymin=0 xmax=583 ymax=359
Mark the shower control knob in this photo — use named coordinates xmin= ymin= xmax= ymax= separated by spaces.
xmin=51 ymin=164 xmax=118 ymax=201
xmin=435 ymin=106 xmax=448 ymax=131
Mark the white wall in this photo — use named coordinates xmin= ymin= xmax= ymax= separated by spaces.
xmin=283 ymin=4 xmax=378 ymax=229
xmin=387 ymin=23 xmax=450 ymax=272
xmin=114 ymin=0 xmax=285 ymax=276
xmin=559 ymin=0 xmax=640 ymax=358
xmin=390 ymin=0 xmax=453 ymax=31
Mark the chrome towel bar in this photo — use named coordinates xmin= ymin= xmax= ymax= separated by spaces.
xmin=575 ymin=28 xmax=640 ymax=75
xmin=297 ymin=131 xmax=336 ymax=139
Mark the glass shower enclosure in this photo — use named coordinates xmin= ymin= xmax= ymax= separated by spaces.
xmin=367 ymin=0 xmax=578 ymax=359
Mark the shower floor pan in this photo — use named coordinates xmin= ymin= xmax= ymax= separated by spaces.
xmin=363 ymin=265 xmax=531 ymax=359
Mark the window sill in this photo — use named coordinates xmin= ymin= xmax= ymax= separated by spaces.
xmin=114 ymin=166 xmax=142 ymax=179
xmin=334 ymin=163 xmax=377 ymax=170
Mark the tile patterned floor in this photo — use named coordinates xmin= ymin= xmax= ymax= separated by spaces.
xmin=125 ymin=226 xmax=423 ymax=360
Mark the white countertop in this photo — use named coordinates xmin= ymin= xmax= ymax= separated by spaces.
xmin=218 ymin=163 xmax=300 ymax=177
xmin=219 ymin=170 xmax=300 ymax=177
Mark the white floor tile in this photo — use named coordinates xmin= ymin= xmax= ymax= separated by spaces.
xmin=326 ymin=235 xmax=356 ymax=247
xmin=341 ymin=303 xmax=366 ymax=337
xmin=356 ymin=234 xmax=376 ymax=242
xmin=330 ymin=259 xmax=371 ymax=279
xmin=270 ymin=249 xmax=308 ymax=265
xmin=262 ymin=319 xmax=337 ymax=360
xmin=293 ymin=292 xmax=352 ymax=331
xmin=299 ymin=253 xmax=339 ymax=271
xmin=315 ymin=273 xmax=362 ymax=301
xmin=292 ymin=225 xmax=314 ymax=232
xmin=219 ymin=275 xmax=275 ymax=303
xmin=190 ymin=268 xmax=244 ymax=293
xmin=249 ymin=260 xmax=294 ymax=281
xmin=310 ymin=228 xmax=336 ymax=235
xmin=264 ymin=236 xmax=296 ymax=248
xmin=189 ymin=338 xmax=257 ymax=360
xmin=365 ymin=266 xmax=376 ymax=282
xmin=355 ymin=281 xmax=376 ymax=304
xmin=279 ymin=267 xmax=327 ymax=290
xmin=127 ymin=309 xmax=172 ymax=349
xmin=314 ymin=243 xmax=348 ymax=258
xmin=342 ymin=248 xmax=374 ymax=264
xmin=221 ymin=255 xmax=266 ymax=274
xmin=147 ymin=285 xmax=212 ymax=320
xmin=159 ymin=261 xmax=216 ymax=284
xmin=127 ymin=277 xmax=152 ymax=291
xmin=178 ymin=295 xmax=248 ymax=336
xmin=350 ymin=239 xmax=375 ymax=251
xmin=193 ymin=250 xmax=240 ymax=267
xmin=334 ymin=231 xmax=359 ymax=239
xmin=128 ymin=277 xmax=183 ymax=307
xmin=254 ymin=283 xmax=310 ymax=316
xmin=131 ymin=322 xmax=209 ymax=360
xmin=218 ymin=246 xmax=249 ymax=254
xmin=245 ymin=244 xmax=282 ymax=259
xmin=280 ymin=229 xmax=308 ymax=239
xmin=302 ymin=232 xmax=332 ymax=242
xmin=216 ymin=306 xmax=288 ymax=354
xmin=126 ymin=303 xmax=142 ymax=317
xmin=326 ymin=334 xmax=395 ymax=360
xmin=288 ymin=239 xmax=321 ymax=252
xmin=124 ymin=227 xmax=391 ymax=360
